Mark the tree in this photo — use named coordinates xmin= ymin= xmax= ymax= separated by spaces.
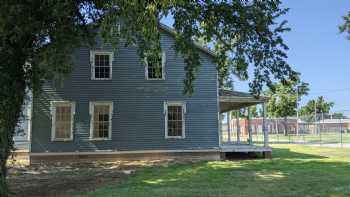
xmin=1 ymin=1 xmax=294 ymax=195
xmin=299 ymin=96 xmax=334 ymax=121
xmin=231 ymin=106 xmax=259 ymax=119
xmin=264 ymin=75 xmax=309 ymax=135
xmin=330 ymin=112 xmax=347 ymax=119
xmin=340 ymin=10 xmax=350 ymax=39
xmin=0 ymin=1 xmax=105 ymax=195
xmin=249 ymin=106 xmax=259 ymax=118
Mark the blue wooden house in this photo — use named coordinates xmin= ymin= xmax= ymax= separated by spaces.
xmin=15 ymin=24 xmax=271 ymax=163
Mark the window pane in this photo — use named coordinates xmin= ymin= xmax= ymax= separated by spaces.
xmin=167 ymin=105 xmax=183 ymax=137
xmin=55 ymin=105 xmax=71 ymax=139
xmin=94 ymin=54 xmax=111 ymax=79
xmin=93 ymin=104 xmax=110 ymax=138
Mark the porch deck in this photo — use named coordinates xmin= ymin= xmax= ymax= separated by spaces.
xmin=220 ymin=144 xmax=272 ymax=153
xmin=220 ymin=144 xmax=272 ymax=159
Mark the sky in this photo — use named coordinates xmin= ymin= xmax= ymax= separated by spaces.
xmin=274 ymin=0 xmax=350 ymax=114
xmin=162 ymin=1 xmax=350 ymax=115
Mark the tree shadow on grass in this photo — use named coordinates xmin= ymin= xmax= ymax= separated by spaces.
xmin=223 ymin=147 xmax=328 ymax=161
xmin=271 ymin=147 xmax=328 ymax=160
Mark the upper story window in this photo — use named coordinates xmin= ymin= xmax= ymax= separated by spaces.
xmin=145 ymin=52 xmax=166 ymax=80
xmin=90 ymin=51 xmax=114 ymax=80
xmin=89 ymin=101 xmax=113 ymax=140
xmin=164 ymin=101 xmax=186 ymax=139
xmin=50 ymin=101 xmax=75 ymax=141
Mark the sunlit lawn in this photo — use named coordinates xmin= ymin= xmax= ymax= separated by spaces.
xmin=78 ymin=145 xmax=350 ymax=197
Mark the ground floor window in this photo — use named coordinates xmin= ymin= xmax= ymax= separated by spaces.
xmin=164 ymin=101 xmax=186 ymax=138
xmin=89 ymin=101 xmax=113 ymax=140
xmin=51 ymin=101 xmax=75 ymax=141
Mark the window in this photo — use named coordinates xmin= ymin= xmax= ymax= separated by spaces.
xmin=164 ymin=101 xmax=186 ymax=138
xmin=90 ymin=51 xmax=114 ymax=80
xmin=51 ymin=101 xmax=75 ymax=141
xmin=89 ymin=102 xmax=113 ymax=140
xmin=145 ymin=52 xmax=166 ymax=80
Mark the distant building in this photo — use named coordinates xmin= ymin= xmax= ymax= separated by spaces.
xmin=229 ymin=117 xmax=350 ymax=136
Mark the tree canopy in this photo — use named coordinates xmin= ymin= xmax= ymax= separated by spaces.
xmin=99 ymin=0 xmax=296 ymax=95
xmin=248 ymin=105 xmax=259 ymax=117
xmin=0 ymin=1 xmax=295 ymax=195
xmin=264 ymin=75 xmax=309 ymax=118
xmin=340 ymin=10 xmax=350 ymax=40
xmin=299 ymin=96 xmax=334 ymax=117
xmin=232 ymin=106 xmax=260 ymax=118
xmin=329 ymin=112 xmax=347 ymax=119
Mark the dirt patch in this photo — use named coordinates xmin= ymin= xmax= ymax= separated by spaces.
xmin=7 ymin=160 xmax=167 ymax=197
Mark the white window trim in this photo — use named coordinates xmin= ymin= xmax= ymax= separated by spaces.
xmin=89 ymin=101 xmax=113 ymax=140
xmin=90 ymin=50 xmax=114 ymax=80
xmin=50 ymin=101 xmax=76 ymax=142
xmin=145 ymin=51 xmax=166 ymax=80
xmin=164 ymin=101 xmax=186 ymax=139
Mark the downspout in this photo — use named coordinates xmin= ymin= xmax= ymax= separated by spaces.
xmin=216 ymin=70 xmax=221 ymax=149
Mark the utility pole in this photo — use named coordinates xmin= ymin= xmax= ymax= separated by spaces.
xmin=314 ymin=101 xmax=317 ymax=134
xmin=296 ymin=86 xmax=299 ymax=136
xmin=320 ymin=109 xmax=324 ymax=144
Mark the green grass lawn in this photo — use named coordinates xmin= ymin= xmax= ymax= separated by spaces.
xmin=78 ymin=145 xmax=350 ymax=197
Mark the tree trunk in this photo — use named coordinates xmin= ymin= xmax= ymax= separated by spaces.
xmin=0 ymin=77 xmax=26 ymax=196
xmin=0 ymin=116 xmax=13 ymax=197
xmin=0 ymin=141 xmax=9 ymax=196
xmin=275 ymin=119 xmax=278 ymax=134
xmin=284 ymin=116 xmax=288 ymax=136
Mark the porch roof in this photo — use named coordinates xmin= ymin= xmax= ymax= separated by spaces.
xmin=219 ymin=89 xmax=269 ymax=113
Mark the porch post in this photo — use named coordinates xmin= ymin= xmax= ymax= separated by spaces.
xmin=219 ymin=113 xmax=223 ymax=144
xmin=247 ymin=107 xmax=252 ymax=144
xmin=263 ymin=103 xmax=269 ymax=147
xmin=236 ymin=110 xmax=241 ymax=144
xmin=227 ymin=111 xmax=231 ymax=143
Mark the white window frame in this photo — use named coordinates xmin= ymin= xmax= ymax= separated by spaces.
xmin=164 ymin=101 xmax=186 ymax=139
xmin=90 ymin=51 xmax=114 ymax=80
xmin=50 ymin=101 xmax=76 ymax=141
xmin=145 ymin=51 xmax=166 ymax=80
xmin=89 ymin=101 xmax=113 ymax=140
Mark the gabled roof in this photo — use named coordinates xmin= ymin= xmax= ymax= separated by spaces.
xmin=159 ymin=23 xmax=216 ymax=58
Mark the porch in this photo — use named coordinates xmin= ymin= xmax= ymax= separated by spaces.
xmin=219 ymin=89 xmax=271 ymax=156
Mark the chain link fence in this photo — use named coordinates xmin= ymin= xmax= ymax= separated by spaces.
xmin=249 ymin=112 xmax=350 ymax=147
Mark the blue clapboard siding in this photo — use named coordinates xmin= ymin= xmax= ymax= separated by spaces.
xmin=31 ymin=29 xmax=219 ymax=153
